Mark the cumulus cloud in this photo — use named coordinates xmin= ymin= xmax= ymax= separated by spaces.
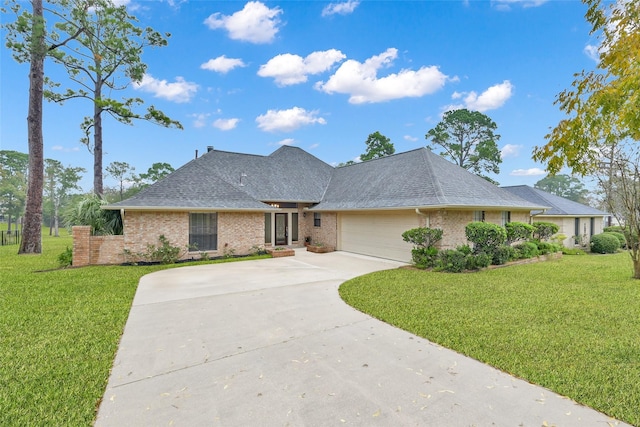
xmin=444 ymin=80 xmax=514 ymax=112
xmin=133 ymin=74 xmax=198 ymax=103
xmin=201 ymin=55 xmax=246 ymax=73
xmin=510 ymin=168 xmax=546 ymax=176
xmin=258 ymin=50 xmax=345 ymax=86
xmin=316 ymin=48 xmax=450 ymax=104
xmin=204 ymin=1 xmax=282 ymax=44
xmin=322 ymin=0 xmax=360 ymax=16
xmin=277 ymin=138 xmax=295 ymax=146
xmin=191 ymin=113 xmax=210 ymax=128
xmin=404 ymin=135 xmax=418 ymax=142
xmin=256 ymin=107 xmax=326 ymax=132
xmin=501 ymin=144 xmax=522 ymax=159
xmin=213 ymin=118 xmax=240 ymax=130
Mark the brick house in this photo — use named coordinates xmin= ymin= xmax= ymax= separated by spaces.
xmin=502 ymin=185 xmax=608 ymax=248
xmin=75 ymin=146 xmax=548 ymax=266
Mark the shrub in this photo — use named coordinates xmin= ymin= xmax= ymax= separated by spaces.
xmin=402 ymin=227 xmax=443 ymax=248
xmin=437 ymin=249 xmax=467 ymax=273
xmin=532 ymin=222 xmax=559 ymax=241
xmin=590 ymin=233 xmax=621 ymax=254
xmin=603 ymin=225 xmax=623 ymax=233
xmin=513 ymin=241 xmax=539 ymax=259
xmin=535 ymin=241 xmax=561 ymax=255
xmin=492 ymin=245 xmax=515 ymax=265
xmin=562 ymin=247 xmax=586 ymax=255
xmin=63 ymin=194 xmax=123 ymax=235
xmin=465 ymin=222 xmax=506 ymax=254
xmin=466 ymin=252 xmax=491 ymax=270
xmin=505 ymin=221 xmax=534 ymax=244
xmin=57 ymin=247 xmax=73 ymax=268
xmin=605 ymin=231 xmax=626 ymax=249
xmin=411 ymin=247 xmax=439 ymax=269
xmin=456 ymin=244 xmax=472 ymax=255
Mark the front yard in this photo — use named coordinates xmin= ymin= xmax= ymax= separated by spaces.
xmin=339 ymin=252 xmax=640 ymax=426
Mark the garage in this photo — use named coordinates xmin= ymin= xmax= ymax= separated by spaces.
xmin=338 ymin=211 xmax=420 ymax=262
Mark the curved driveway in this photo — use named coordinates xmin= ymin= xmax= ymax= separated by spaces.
xmin=96 ymin=249 xmax=628 ymax=426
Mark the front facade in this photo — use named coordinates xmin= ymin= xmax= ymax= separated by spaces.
xmin=78 ymin=147 xmax=548 ymax=266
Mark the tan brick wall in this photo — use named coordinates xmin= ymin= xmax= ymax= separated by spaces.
xmin=123 ymin=211 xmax=189 ymax=258
xmin=72 ymin=226 xmax=124 ymax=266
xmin=310 ymin=212 xmax=337 ymax=248
xmin=218 ymin=212 xmax=264 ymax=255
xmin=72 ymin=226 xmax=91 ymax=267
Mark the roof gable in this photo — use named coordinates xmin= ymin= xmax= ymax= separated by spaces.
xmin=502 ymin=185 xmax=608 ymax=216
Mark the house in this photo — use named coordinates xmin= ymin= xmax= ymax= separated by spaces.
xmin=502 ymin=185 xmax=608 ymax=247
xmin=75 ymin=146 xmax=548 ymax=266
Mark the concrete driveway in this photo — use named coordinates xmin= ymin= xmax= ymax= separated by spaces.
xmin=95 ymin=249 xmax=629 ymax=426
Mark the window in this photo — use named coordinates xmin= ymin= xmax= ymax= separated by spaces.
xmin=501 ymin=211 xmax=511 ymax=226
xmin=292 ymin=213 xmax=299 ymax=241
xmin=574 ymin=218 xmax=580 ymax=244
xmin=264 ymin=213 xmax=272 ymax=244
xmin=590 ymin=217 xmax=595 ymax=236
xmin=190 ymin=213 xmax=218 ymax=251
xmin=473 ymin=210 xmax=485 ymax=222
xmin=314 ymin=212 xmax=321 ymax=227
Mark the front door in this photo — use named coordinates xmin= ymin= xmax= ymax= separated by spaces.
xmin=275 ymin=213 xmax=288 ymax=245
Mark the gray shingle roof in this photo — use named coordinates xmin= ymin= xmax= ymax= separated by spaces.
xmin=107 ymin=146 xmax=333 ymax=210
xmin=107 ymin=146 xmax=548 ymax=212
xmin=311 ymin=148 xmax=546 ymax=211
xmin=502 ymin=185 xmax=608 ymax=216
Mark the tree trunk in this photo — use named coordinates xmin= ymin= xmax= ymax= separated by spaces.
xmin=53 ymin=199 xmax=59 ymax=237
xmin=93 ymin=76 xmax=103 ymax=196
xmin=19 ymin=0 xmax=45 ymax=254
xmin=7 ymin=215 xmax=12 ymax=233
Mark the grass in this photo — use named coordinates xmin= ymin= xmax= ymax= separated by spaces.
xmin=339 ymin=253 xmax=640 ymax=426
xmin=0 ymin=229 xmax=269 ymax=426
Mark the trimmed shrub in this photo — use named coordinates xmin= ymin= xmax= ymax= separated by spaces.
xmin=603 ymin=225 xmax=623 ymax=233
xmin=535 ymin=241 xmax=561 ymax=255
xmin=437 ymin=249 xmax=467 ymax=273
xmin=605 ymin=231 xmax=626 ymax=249
xmin=513 ymin=241 xmax=539 ymax=259
xmin=402 ymin=227 xmax=443 ymax=248
xmin=492 ymin=245 xmax=515 ymax=265
xmin=590 ymin=233 xmax=621 ymax=254
xmin=466 ymin=252 xmax=492 ymax=270
xmin=465 ymin=222 xmax=507 ymax=254
xmin=411 ymin=247 xmax=439 ymax=269
xmin=456 ymin=244 xmax=472 ymax=255
xmin=532 ymin=222 xmax=559 ymax=241
xmin=505 ymin=221 xmax=534 ymax=244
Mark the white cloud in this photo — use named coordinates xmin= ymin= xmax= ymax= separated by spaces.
xmin=258 ymin=50 xmax=345 ymax=86
xmin=584 ymin=44 xmax=600 ymax=62
xmin=213 ymin=118 xmax=240 ymax=130
xmin=501 ymin=144 xmax=522 ymax=158
xmin=322 ymin=1 xmax=360 ymax=16
xmin=444 ymin=80 xmax=514 ymax=112
xmin=492 ymin=0 xmax=548 ymax=11
xmin=201 ymin=55 xmax=246 ymax=73
xmin=316 ymin=48 xmax=450 ymax=104
xmin=404 ymin=135 xmax=418 ymax=142
xmin=133 ymin=74 xmax=198 ymax=103
xmin=204 ymin=1 xmax=282 ymax=44
xmin=191 ymin=113 xmax=210 ymax=128
xmin=277 ymin=138 xmax=295 ymax=146
xmin=308 ymin=143 xmax=319 ymax=150
xmin=51 ymin=145 xmax=79 ymax=152
xmin=510 ymin=168 xmax=546 ymax=176
xmin=256 ymin=107 xmax=326 ymax=132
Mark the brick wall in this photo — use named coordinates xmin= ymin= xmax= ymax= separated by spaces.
xmin=72 ymin=226 xmax=124 ymax=267
xmin=218 ymin=212 xmax=264 ymax=254
xmin=310 ymin=212 xmax=337 ymax=248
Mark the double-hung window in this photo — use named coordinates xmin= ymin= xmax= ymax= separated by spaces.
xmin=190 ymin=213 xmax=218 ymax=251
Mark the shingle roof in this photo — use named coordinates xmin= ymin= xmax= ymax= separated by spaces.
xmin=107 ymin=146 xmax=333 ymax=210
xmin=107 ymin=146 xmax=547 ymax=212
xmin=311 ymin=148 xmax=546 ymax=211
xmin=502 ymin=185 xmax=608 ymax=216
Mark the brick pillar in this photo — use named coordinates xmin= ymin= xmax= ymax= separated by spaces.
xmin=72 ymin=226 xmax=91 ymax=267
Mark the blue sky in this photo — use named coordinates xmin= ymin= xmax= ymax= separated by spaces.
xmin=1 ymin=0 xmax=599 ymax=192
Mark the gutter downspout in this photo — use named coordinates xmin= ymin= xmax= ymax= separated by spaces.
xmin=415 ymin=208 xmax=430 ymax=227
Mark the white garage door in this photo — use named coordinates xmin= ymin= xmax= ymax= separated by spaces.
xmin=339 ymin=211 xmax=419 ymax=262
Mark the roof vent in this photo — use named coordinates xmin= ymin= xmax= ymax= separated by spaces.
xmin=207 ymin=145 xmax=214 ymax=152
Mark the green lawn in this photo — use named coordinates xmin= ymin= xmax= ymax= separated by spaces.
xmin=339 ymin=253 xmax=640 ymax=426
xmin=0 ymin=230 xmax=268 ymax=426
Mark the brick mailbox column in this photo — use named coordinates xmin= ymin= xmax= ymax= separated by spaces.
xmin=72 ymin=226 xmax=91 ymax=267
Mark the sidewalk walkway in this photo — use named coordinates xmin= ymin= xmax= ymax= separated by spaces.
xmin=95 ymin=249 xmax=630 ymax=426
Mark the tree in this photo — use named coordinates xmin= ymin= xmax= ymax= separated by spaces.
xmin=426 ymin=109 xmax=502 ymax=184
xmin=45 ymin=0 xmax=182 ymax=196
xmin=534 ymin=174 xmax=590 ymax=204
xmin=0 ymin=151 xmax=29 ymax=232
xmin=360 ymin=131 xmax=395 ymax=161
xmin=44 ymin=159 xmax=85 ymax=236
xmin=106 ymin=161 xmax=135 ymax=201
xmin=4 ymin=0 xmax=84 ymax=253
xmin=137 ymin=162 xmax=174 ymax=187
xmin=532 ymin=0 xmax=640 ymax=278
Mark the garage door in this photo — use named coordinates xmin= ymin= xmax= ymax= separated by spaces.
xmin=339 ymin=211 xmax=419 ymax=262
